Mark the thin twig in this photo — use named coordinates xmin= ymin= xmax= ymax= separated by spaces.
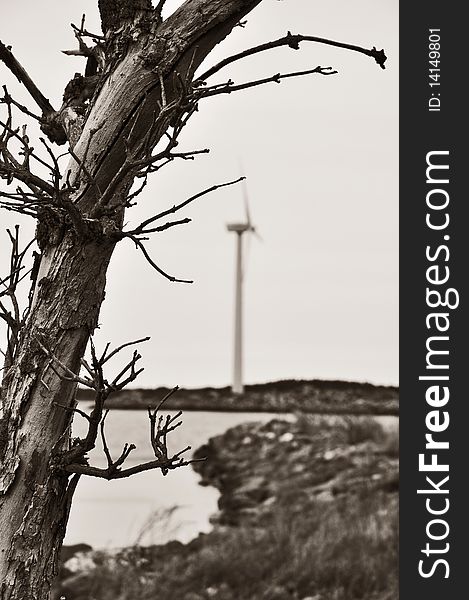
xmin=128 ymin=235 xmax=193 ymax=283
xmin=100 ymin=336 xmax=150 ymax=365
xmin=123 ymin=217 xmax=191 ymax=237
xmin=137 ymin=176 xmax=245 ymax=231
xmin=199 ymin=66 xmax=337 ymax=99
xmin=37 ymin=338 xmax=94 ymax=388
xmin=53 ymin=402 xmax=92 ymax=422
xmin=1 ymin=85 xmax=41 ymax=121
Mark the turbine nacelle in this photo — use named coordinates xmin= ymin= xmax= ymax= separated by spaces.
xmin=226 ymin=222 xmax=254 ymax=234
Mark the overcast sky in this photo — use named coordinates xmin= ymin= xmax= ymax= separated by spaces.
xmin=0 ymin=0 xmax=398 ymax=389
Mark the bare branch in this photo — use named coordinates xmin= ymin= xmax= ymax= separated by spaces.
xmin=0 ymin=114 xmax=57 ymax=196
xmin=53 ymin=402 xmax=92 ymax=423
xmin=108 ymin=349 xmax=145 ymax=390
xmin=199 ymin=66 xmax=337 ymax=99
xmin=123 ymin=217 xmax=191 ymax=238
xmin=1 ymin=85 xmax=41 ymax=122
xmin=99 ymin=410 xmax=115 ymax=468
xmin=37 ymin=339 xmax=94 ymax=389
xmin=113 ymin=442 xmax=137 ymax=469
xmin=197 ymin=31 xmax=387 ymax=82
xmin=127 ymin=235 xmax=193 ymax=284
xmin=62 ymin=28 xmax=94 ymax=59
xmin=152 ymin=385 xmax=180 ymax=414
xmin=0 ymin=164 xmax=54 ymax=197
xmin=68 ymin=146 xmax=102 ymax=196
xmin=0 ymin=40 xmax=58 ymax=115
xmin=63 ymin=455 xmax=204 ymax=479
xmin=71 ymin=19 xmax=105 ymax=42
xmin=56 ymin=379 xmax=197 ymax=481
xmin=136 ymin=176 xmax=245 ymax=231
xmin=100 ymin=336 xmax=150 ymax=365
xmin=0 ymin=226 xmax=34 ymax=368
xmin=155 ymin=0 xmax=168 ymax=15
xmin=133 ymin=148 xmax=210 ymax=174
xmin=50 ymin=336 xmax=149 ymax=474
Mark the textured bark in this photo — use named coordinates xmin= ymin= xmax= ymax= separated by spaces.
xmin=0 ymin=1 xmax=262 ymax=598
xmin=98 ymin=0 xmax=153 ymax=33
xmin=0 ymin=236 xmax=116 ymax=599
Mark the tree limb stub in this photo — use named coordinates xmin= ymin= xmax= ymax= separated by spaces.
xmin=0 ymin=40 xmax=67 ymax=144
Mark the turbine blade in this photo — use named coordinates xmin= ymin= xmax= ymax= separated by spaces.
xmin=252 ymin=228 xmax=263 ymax=242
xmin=242 ymin=178 xmax=251 ymax=228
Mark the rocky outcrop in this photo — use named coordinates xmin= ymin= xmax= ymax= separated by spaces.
xmin=55 ymin=415 xmax=398 ymax=600
xmin=193 ymin=417 xmax=398 ymax=526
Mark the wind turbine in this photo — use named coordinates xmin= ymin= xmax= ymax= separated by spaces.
xmin=226 ymin=179 xmax=259 ymax=394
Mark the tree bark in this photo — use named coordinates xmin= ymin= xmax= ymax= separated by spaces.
xmin=0 ymin=233 xmax=116 ymax=597
xmin=98 ymin=0 xmax=154 ymax=33
xmin=0 ymin=1 xmax=262 ymax=598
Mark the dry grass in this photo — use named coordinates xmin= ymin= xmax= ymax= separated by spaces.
xmin=73 ymin=494 xmax=397 ymax=600
xmin=295 ymin=413 xmax=398 ymax=454
xmin=59 ymin=416 xmax=398 ymax=600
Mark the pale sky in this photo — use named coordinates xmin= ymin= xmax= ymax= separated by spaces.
xmin=0 ymin=0 xmax=398 ymax=389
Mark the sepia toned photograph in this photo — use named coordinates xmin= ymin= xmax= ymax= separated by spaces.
xmin=1 ymin=1 xmax=398 ymax=599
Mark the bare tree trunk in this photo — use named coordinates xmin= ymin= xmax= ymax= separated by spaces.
xmin=0 ymin=1 xmax=261 ymax=597
xmin=0 ymin=236 xmax=116 ymax=599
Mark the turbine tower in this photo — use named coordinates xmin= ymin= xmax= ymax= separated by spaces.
xmin=226 ymin=181 xmax=257 ymax=394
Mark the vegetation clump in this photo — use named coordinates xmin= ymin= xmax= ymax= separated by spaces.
xmin=56 ymin=417 xmax=398 ymax=600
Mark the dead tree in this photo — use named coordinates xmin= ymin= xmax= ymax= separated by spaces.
xmin=0 ymin=1 xmax=386 ymax=598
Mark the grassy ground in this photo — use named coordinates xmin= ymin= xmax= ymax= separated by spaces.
xmin=57 ymin=417 xmax=398 ymax=600
xmin=76 ymin=496 xmax=397 ymax=600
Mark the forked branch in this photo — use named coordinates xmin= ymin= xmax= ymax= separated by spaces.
xmin=0 ymin=226 xmax=34 ymax=368
xmin=43 ymin=337 xmax=200 ymax=480
xmin=128 ymin=176 xmax=245 ymax=235
xmin=118 ymin=176 xmax=245 ymax=282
